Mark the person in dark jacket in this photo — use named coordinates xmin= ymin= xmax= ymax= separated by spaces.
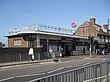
xmin=83 ymin=48 xmax=85 ymax=55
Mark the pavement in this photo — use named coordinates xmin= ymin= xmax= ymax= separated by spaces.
xmin=0 ymin=59 xmax=53 ymax=68
xmin=0 ymin=54 xmax=109 ymax=68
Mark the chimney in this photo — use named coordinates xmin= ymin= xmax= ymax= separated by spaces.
xmin=103 ymin=24 xmax=108 ymax=29
xmin=90 ymin=18 xmax=96 ymax=25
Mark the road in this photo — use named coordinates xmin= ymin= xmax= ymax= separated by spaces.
xmin=0 ymin=56 xmax=106 ymax=82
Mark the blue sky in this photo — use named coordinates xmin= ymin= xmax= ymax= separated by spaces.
xmin=0 ymin=0 xmax=110 ymax=44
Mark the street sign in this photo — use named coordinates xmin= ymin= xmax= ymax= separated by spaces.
xmin=71 ymin=22 xmax=76 ymax=28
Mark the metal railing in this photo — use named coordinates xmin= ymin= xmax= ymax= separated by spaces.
xmin=8 ymin=24 xmax=73 ymax=35
xmin=28 ymin=59 xmax=110 ymax=82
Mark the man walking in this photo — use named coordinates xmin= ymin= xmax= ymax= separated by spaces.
xmin=28 ymin=48 xmax=34 ymax=61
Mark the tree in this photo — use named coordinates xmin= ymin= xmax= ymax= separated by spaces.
xmin=0 ymin=42 xmax=5 ymax=48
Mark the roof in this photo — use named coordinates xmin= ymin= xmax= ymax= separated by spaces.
xmin=6 ymin=24 xmax=88 ymax=39
xmin=98 ymin=30 xmax=109 ymax=36
xmin=6 ymin=30 xmax=88 ymax=39
xmin=78 ymin=21 xmax=110 ymax=36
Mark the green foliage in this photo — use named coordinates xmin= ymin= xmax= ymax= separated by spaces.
xmin=0 ymin=42 xmax=5 ymax=48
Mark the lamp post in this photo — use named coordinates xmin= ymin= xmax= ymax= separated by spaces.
xmin=89 ymin=36 xmax=92 ymax=56
xmin=108 ymin=19 xmax=109 ymax=29
xmin=108 ymin=19 xmax=110 ymax=54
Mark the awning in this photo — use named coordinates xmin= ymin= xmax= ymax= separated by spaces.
xmin=97 ymin=42 xmax=105 ymax=44
xmin=97 ymin=42 xmax=105 ymax=48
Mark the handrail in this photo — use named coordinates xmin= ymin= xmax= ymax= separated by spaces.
xmin=27 ymin=58 xmax=110 ymax=82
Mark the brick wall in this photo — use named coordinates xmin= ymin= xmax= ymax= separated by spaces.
xmin=75 ymin=22 xmax=98 ymax=37
xmin=8 ymin=36 xmax=28 ymax=48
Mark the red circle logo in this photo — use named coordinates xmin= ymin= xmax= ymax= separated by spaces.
xmin=71 ymin=22 xmax=76 ymax=28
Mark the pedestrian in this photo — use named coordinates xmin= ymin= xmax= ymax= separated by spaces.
xmin=97 ymin=49 xmax=99 ymax=54
xmin=49 ymin=48 xmax=57 ymax=62
xmin=49 ymin=48 xmax=53 ymax=58
xmin=60 ymin=48 xmax=64 ymax=57
xmin=52 ymin=52 xmax=55 ymax=60
xmin=28 ymin=48 xmax=34 ymax=61
xmin=83 ymin=48 xmax=85 ymax=55
xmin=59 ymin=52 xmax=62 ymax=61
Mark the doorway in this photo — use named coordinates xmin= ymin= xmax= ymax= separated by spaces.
xmin=64 ymin=44 xmax=71 ymax=56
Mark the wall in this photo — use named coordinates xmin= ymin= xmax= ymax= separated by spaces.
xmin=75 ymin=22 xmax=98 ymax=37
xmin=0 ymin=48 xmax=43 ymax=63
xmin=8 ymin=36 xmax=28 ymax=48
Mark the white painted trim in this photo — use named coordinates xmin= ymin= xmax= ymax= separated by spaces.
xmin=16 ymin=73 xmax=45 ymax=78
xmin=47 ymin=67 xmax=64 ymax=74
xmin=7 ymin=30 xmax=88 ymax=39
xmin=0 ymin=77 xmax=14 ymax=81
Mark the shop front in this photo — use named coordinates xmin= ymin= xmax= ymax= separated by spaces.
xmin=61 ymin=37 xmax=73 ymax=56
xmin=39 ymin=35 xmax=89 ymax=57
xmin=39 ymin=36 xmax=74 ymax=57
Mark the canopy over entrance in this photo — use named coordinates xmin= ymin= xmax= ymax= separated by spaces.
xmin=97 ymin=42 xmax=105 ymax=48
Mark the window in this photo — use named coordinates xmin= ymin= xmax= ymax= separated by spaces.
xmin=76 ymin=46 xmax=83 ymax=51
xmin=103 ymin=29 xmax=107 ymax=32
xmin=14 ymin=39 xmax=22 ymax=46
xmin=49 ymin=45 xmax=57 ymax=52
xmin=100 ymin=36 xmax=104 ymax=42
xmin=76 ymin=46 xmax=87 ymax=51
xmin=101 ymin=36 xmax=104 ymax=39
xmin=96 ymin=26 xmax=100 ymax=31
xmin=105 ymin=37 xmax=108 ymax=42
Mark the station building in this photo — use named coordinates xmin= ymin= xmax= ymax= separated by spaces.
xmin=6 ymin=24 xmax=89 ymax=56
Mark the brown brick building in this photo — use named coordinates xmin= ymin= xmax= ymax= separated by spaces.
xmin=75 ymin=18 xmax=110 ymax=55
xmin=8 ymin=36 xmax=28 ymax=48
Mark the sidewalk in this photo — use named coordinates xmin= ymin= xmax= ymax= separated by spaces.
xmin=0 ymin=54 xmax=107 ymax=68
xmin=0 ymin=59 xmax=53 ymax=68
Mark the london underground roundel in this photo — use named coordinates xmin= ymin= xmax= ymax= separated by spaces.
xmin=71 ymin=22 xmax=76 ymax=28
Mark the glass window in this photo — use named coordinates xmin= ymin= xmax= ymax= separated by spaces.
xmin=14 ymin=39 xmax=22 ymax=46
xmin=105 ymin=37 xmax=108 ymax=42
xmin=102 ymin=36 xmax=104 ymax=42
xmin=103 ymin=29 xmax=107 ymax=32
xmin=101 ymin=36 xmax=104 ymax=39
xmin=76 ymin=46 xmax=87 ymax=51
xmin=49 ymin=45 xmax=57 ymax=52
xmin=96 ymin=26 xmax=100 ymax=31
xmin=76 ymin=46 xmax=83 ymax=51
